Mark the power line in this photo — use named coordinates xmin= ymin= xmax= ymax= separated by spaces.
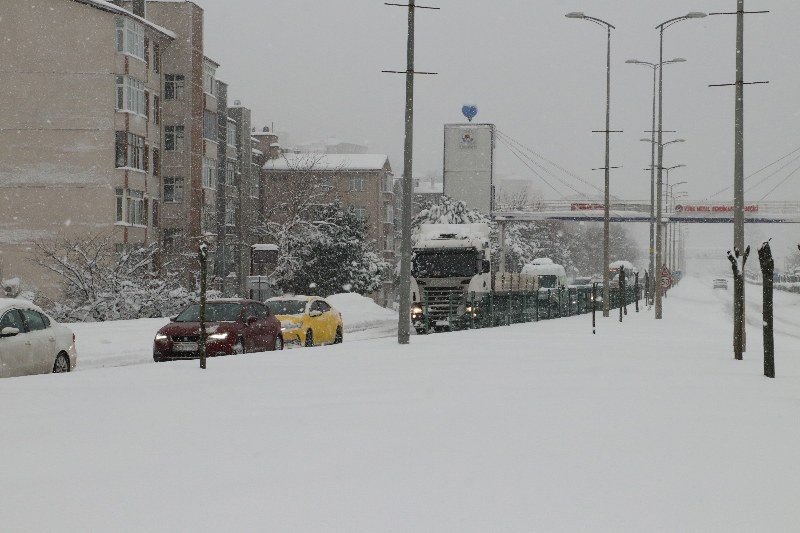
xmin=500 ymin=140 xmax=568 ymax=197
xmin=496 ymin=137 xmax=589 ymax=197
xmin=704 ymin=143 xmax=800 ymax=199
xmin=758 ymin=163 xmax=800 ymax=201
xmin=496 ymin=130 xmax=604 ymax=195
xmin=744 ymin=152 xmax=800 ymax=194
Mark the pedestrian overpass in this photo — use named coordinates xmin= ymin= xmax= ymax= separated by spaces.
xmin=493 ymin=200 xmax=800 ymax=223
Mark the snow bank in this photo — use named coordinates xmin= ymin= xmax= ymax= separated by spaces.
xmin=69 ymin=317 xmax=169 ymax=370
xmin=327 ymin=292 xmax=396 ymax=333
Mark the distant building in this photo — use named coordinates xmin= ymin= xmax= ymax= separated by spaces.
xmin=263 ymin=153 xmax=396 ymax=305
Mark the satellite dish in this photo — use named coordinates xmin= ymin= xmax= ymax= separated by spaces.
xmin=462 ymin=105 xmax=478 ymax=122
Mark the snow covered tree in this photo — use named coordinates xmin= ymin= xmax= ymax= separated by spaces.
xmin=31 ymin=233 xmax=215 ymax=322
xmin=274 ymin=202 xmax=388 ymax=296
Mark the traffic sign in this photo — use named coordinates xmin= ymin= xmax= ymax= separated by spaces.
xmin=660 ymin=265 xmax=673 ymax=290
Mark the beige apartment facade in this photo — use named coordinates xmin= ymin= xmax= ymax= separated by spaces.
xmin=0 ymin=0 xmax=173 ymax=295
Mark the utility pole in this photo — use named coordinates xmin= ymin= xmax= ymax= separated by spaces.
xmin=198 ymin=240 xmax=209 ymax=370
xmin=384 ymin=1 xmax=438 ymax=345
xmin=710 ymin=1 xmax=769 ymax=353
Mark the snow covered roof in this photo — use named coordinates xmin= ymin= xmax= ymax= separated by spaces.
xmin=609 ymin=260 xmax=638 ymax=272
xmin=522 ymin=263 xmax=567 ymax=277
xmin=531 ymin=258 xmax=554 ymax=265
xmin=264 ymin=154 xmax=390 ymax=172
xmin=0 ymin=298 xmax=41 ymax=311
xmin=72 ymin=0 xmax=177 ymax=39
xmin=415 ymin=223 xmax=490 ymax=250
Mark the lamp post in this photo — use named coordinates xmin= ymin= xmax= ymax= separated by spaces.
xmin=655 ymin=11 xmax=706 ymax=319
xmin=627 ymin=58 xmax=685 ymax=300
xmin=664 ymin=179 xmax=687 ymax=273
xmin=566 ymin=11 xmax=615 ymax=317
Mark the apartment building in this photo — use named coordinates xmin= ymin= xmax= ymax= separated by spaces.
xmin=0 ymin=0 xmax=173 ymax=295
xmin=262 ymin=153 xmax=396 ymax=305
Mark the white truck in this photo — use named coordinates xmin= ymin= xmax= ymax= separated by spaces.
xmin=409 ymin=223 xmax=538 ymax=333
xmin=521 ymin=258 xmax=567 ymax=290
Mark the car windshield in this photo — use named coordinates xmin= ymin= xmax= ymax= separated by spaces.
xmin=175 ymin=303 xmax=242 ymax=322
xmin=266 ymin=300 xmax=307 ymax=316
xmin=412 ymin=250 xmax=479 ymax=278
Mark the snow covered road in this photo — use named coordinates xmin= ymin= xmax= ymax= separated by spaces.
xmin=1 ymin=278 xmax=799 ymax=531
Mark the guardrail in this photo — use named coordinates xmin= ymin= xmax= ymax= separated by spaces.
xmin=415 ymin=285 xmax=642 ymax=333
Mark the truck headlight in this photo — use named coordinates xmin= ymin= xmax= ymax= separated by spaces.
xmin=411 ymin=305 xmax=423 ymax=315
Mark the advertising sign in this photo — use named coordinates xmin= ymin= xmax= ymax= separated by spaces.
xmin=443 ymin=123 xmax=495 ymax=214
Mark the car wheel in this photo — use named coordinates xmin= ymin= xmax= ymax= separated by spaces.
xmin=334 ymin=327 xmax=343 ymax=344
xmin=305 ymin=329 xmax=314 ymax=347
xmin=233 ymin=337 xmax=245 ymax=354
xmin=275 ymin=335 xmax=284 ymax=351
xmin=53 ymin=352 xmax=70 ymax=373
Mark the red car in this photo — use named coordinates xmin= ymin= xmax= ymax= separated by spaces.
xmin=153 ymin=299 xmax=283 ymax=362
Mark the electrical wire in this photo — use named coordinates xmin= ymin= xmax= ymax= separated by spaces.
xmin=758 ymin=163 xmax=800 ymax=202
xmin=496 ymin=137 xmax=589 ymax=197
xmin=704 ymin=144 xmax=800 ymax=200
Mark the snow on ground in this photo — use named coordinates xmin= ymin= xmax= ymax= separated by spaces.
xmin=1 ymin=278 xmax=799 ymax=531
xmin=70 ymin=293 xmax=397 ymax=370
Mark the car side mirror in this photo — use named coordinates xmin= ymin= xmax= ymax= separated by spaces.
xmin=246 ymin=315 xmax=258 ymax=325
xmin=309 ymin=310 xmax=322 ymax=318
xmin=0 ymin=326 xmax=20 ymax=337
xmin=169 ymin=316 xmax=178 ymax=322
xmin=481 ymin=259 xmax=491 ymax=274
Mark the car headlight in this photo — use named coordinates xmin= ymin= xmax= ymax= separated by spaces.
xmin=155 ymin=333 xmax=168 ymax=341
xmin=208 ymin=332 xmax=228 ymax=340
xmin=281 ymin=322 xmax=302 ymax=331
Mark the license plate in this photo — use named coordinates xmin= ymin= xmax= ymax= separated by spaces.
xmin=174 ymin=342 xmax=198 ymax=352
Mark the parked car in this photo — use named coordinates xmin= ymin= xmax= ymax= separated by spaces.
xmin=570 ymin=277 xmax=594 ymax=288
xmin=0 ymin=298 xmax=77 ymax=378
xmin=266 ymin=296 xmax=344 ymax=347
xmin=153 ymin=299 xmax=282 ymax=362
xmin=713 ymin=278 xmax=728 ymax=290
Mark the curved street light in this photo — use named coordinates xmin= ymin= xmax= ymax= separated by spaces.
xmin=654 ymin=12 xmax=706 ymax=319
xmin=566 ymin=11 xmax=615 ymax=317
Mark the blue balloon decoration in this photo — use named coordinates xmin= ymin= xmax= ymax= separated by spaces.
xmin=462 ymin=105 xmax=478 ymax=122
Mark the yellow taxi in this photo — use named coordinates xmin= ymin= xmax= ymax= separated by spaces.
xmin=265 ymin=296 xmax=344 ymax=347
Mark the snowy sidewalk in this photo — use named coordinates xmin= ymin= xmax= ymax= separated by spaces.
xmin=1 ymin=277 xmax=798 ymax=532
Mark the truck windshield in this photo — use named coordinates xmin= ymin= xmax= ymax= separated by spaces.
xmin=538 ymin=275 xmax=558 ymax=289
xmin=412 ymin=250 xmax=478 ymax=278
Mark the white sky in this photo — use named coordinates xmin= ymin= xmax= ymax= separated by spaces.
xmin=202 ymin=0 xmax=800 ymax=268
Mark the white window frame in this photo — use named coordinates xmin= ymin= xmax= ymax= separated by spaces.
xmin=384 ymin=204 xmax=394 ymax=224
xmin=225 ymin=160 xmax=236 ymax=184
xmin=164 ymin=125 xmax=184 ymax=152
xmin=226 ymin=122 xmax=236 ymax=147
xmin=203 ymin=111 xmax=217 ymax=141
xmin=203 ymin=63 xmax=216 ymax=96
xmin=115 ymin=18 xmax=145 ymax=61
xmin=115 ymin=188 xmax=145 ymax=226
xmin=202 ymin=157 xmax=217 ymax=189
xmin=163 ymin=177 xmax=184 ymax=203
xmin=164 ymin=74 xmax=185 ymax=101
xmin=115 ymin=76 xmax=146 ymax=116
xmin=385 ymin=233 xmax=394 ymax=251
xmin=350 ymin=176 xmax=366 ymax=192
xmin=383 ymin=174 xmax=394 ymax=193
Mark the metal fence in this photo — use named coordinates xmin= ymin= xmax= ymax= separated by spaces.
xmin=416 ymin=285 xmax=642 ymax=332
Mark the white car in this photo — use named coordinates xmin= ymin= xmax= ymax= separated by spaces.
xmin=0 ymin=298 xmax=77 ymax=378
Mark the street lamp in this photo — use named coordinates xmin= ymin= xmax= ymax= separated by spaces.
xmin=628 ymin=58 xmax=685 ymax=302
xmin=566 ymin=11 xmax=616 ymax=317
xmin=654 ymin=12 xmax=706 ymax=319
xmin=666 ymin=186 xmax=688 ymax=271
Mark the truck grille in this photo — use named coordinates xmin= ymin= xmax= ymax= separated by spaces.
xmin=421 ymin=286 xmax=465 ymax=321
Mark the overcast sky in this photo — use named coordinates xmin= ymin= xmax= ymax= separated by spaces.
xmin=202 ymin=0 xmax=800 ymax=268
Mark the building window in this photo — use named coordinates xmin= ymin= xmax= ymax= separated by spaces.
xmin=225 ymin=199 xmax=236 ymax=226
xmin=353 ymin=207 xmax=366 ymax=221
xmin=203 ymin=111 xmax=217 ymax=141
xmin=115 ymin=18 xmax=145 ymax=61
xmin=201 ymin=207 xmax=216 ymax=234
xmin=152 ymin=42 xmax=160 ymax=73
xmin=115 ymin=76 xmax=146 ymax=116
xmin=115 ymin=132 xmax=145 ymax=170
xmin=385 ymin=233 xmax=394 ymax=251
xmin=350 ymin=176 xmax=366 ymax=192
xmin=203 ymin=63 xmax=216 ymax=95
xmin=152 ymin=148 xmax=160 ymax=177
xmin=153 ymin=95 xmax=160 ymax=124
xmin=164 ymin=74 xmax=185 ymax=100
xmin=226 ymin=122 xmax=236 ymax=147
xmin=163 ymin=228 xmax=182 ymax=253
xmin=383 ymin=174 xmax=394 ymax=193
xmin=384 ymin=204 xmax=394 ymax=224
xmin=115 ymin=188 xmax=145 ymax=226
xmin=163 ymin=177 xmax=183 ymax=203
xmin=202 ymin=157 xmax=217 ymax=189
xmin=225 ymin=160 xmax=236 ymax=184
xmin=152 ymin=200 xmax=159 ymax=227
xmin=164 ymin=125 xmax=184 ymax=152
